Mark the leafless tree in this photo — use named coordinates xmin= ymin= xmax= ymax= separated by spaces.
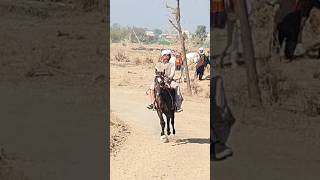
xmin=166 ymin=0 xmax=192 ymax=95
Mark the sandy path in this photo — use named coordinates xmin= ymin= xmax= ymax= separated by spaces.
xmin=0 ymin=82 xmax=106 ymax=180
xmin=110 ymin=88 xmax=210 ymax=180
xmin=212 ymin=116 xmax=320 ymax=180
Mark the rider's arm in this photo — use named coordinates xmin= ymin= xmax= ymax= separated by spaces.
xmin=168 ymin=64 xmax=175 ymax=79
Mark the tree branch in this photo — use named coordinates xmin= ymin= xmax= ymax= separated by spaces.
xmin=169 ymin=19 xmax=179 ymax=31
xmin=165 ymin=3 xmax=175 ymax=11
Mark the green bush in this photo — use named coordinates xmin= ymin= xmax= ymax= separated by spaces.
xmin=158 ymin=39 xmax=172 ymax=45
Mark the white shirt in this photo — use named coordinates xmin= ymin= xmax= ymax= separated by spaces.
xmin=155 ymin=61 xmax=176 ymax=79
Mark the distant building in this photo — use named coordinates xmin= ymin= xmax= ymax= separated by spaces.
xmin=160 ymin=33 xmax=178 ymax=41
xmin=145 ymin=31 xmax=155 ymax=37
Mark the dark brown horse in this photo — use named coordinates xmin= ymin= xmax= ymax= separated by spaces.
xmin=154 ymin=71 xmax=176 ymax=141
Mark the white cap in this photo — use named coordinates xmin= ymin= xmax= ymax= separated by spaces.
xmin=199 ymin=47 xmax=204 ymax=54
xmin=161 ymin=49 xmax=171 ymax=57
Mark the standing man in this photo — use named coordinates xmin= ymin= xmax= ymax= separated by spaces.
xmin=212 ymin=0 xmax=253 ymax=67
xmin=211 ymin=61 xmax=235 ymax=161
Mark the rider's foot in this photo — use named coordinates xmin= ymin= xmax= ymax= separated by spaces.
xmin=147 ymin=104 xmax=154 ymax=109
xmin=175 ymin=107 xmax=183 ymax=112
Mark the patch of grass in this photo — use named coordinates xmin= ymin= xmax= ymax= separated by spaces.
xmin=145 ymin=57 xmax=153 ymax=64
xmin=115 ymin=52 xmax=129 ymax=62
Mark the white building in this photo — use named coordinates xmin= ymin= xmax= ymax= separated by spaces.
xmin=145 ymin=31 xmax=155 ymax=37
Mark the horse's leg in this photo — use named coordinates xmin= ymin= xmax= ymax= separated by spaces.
xmin=166 ymin=114 xmax=171 ymax=136
xmin=171 ymin=112 xmax=175 ymax=135
xmin=157 ymin=111 xmax=165 ymax=136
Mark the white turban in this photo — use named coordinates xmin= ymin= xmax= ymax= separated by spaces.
xmin=161 ymin=49 xmax=172 ymax=57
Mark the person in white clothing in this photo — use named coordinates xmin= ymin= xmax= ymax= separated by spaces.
xmin=147 ymin=49 xmax=184 ymax=112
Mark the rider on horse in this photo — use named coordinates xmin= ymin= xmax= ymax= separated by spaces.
xmin=195 ymin=47 xmax=210 ymax=80
xmin=147 ymin=49 xmax=184 ymax=112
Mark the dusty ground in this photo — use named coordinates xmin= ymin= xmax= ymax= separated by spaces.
xmin=210 ymin=7 xmax=320 ymax=179
xmin=110 ymin=112 xmax=130 ymax=157
xmin=0 ymin=0 xmax=107 ymax=179
xmin=110 ymin=43 xmax=211 ymax=179
xmin=110 ymin=28 xmax=320 ymax=179
xmin=0 ymin=149 xmax=28 ymax=180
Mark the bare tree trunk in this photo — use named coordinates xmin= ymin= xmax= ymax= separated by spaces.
xmin=167 ymin=0 xmax=192 ymax=95
xmin=99 ymin=0 xmax=107 ymax=22
xmin=132 ymin=28 xmax=141 ymax=45
xmin=238 ymin=0 xmax=261 ymax=105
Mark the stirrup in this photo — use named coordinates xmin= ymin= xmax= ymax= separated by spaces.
xmin=147 ymin=104 xmax=154 ymax=109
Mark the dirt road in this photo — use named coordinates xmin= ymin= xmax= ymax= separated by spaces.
xmin=111 ymin=86 xmax=320 ymax=180
xmin=212 ymin=121 xmax=320 ymax=180
xmin=0 ymin=1 xmax=107 ymax=178
xmin=110 ymin=88 xmax=210 ymax=180
xmin=0 ymin=80 xmax=106 ymax=180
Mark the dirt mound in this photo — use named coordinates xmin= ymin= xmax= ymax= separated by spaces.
xmin=110 ymin=112 xmax=131 ymax=157
xmin=0 ymin=147 xmax=28 ymax=180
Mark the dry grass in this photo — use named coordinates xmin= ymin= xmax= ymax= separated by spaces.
xmin=114 ymin=52 xmax=129 ymax=62
xmin=110 ymin=42 xmax=211 ymax=98
xmin=110 ymin=112 xmax=131 ymax=157
xmin=144 ymin=57 xmax=153 ymax=64
xmin=191 ymin=81 xmax=202 ymax=95
xmin=134 ymin=57 xmax=141 ymax=65
xmin=303 ymin=95 xmax=320 ymax=117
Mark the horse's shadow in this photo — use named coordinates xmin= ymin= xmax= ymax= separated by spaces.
xmin=171 ymin=138 xmax=210 ymax=146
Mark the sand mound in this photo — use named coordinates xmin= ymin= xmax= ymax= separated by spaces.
xmin=0 ymin=148 xmax=28 ymax=180
xmin=110 ymin=112 xmax=131 ymax=157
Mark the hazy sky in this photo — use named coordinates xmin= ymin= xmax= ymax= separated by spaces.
xmin=110 ymin=0 xmax=210 ymax=33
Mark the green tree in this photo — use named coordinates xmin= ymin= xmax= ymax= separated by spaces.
xmin=153 ymin=29 xmax=163 ymax=36
xmin=110 ymin=23 xmax=131 ymax=43
xmin=194 ymin=25 xmax=207 ymax=42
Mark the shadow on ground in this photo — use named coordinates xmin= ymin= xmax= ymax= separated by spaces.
xmin=172 ymin=138 xmax=210 ymax=146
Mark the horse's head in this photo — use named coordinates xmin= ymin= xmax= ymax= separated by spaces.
xmin=154 ymin=70 xmax=166 ymax=97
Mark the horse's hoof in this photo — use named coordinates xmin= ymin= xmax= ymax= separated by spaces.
xmin=167 ymin=131 xmax=171 ymax=136
xmin=160 ymin=135 xmax=169 ymax=143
